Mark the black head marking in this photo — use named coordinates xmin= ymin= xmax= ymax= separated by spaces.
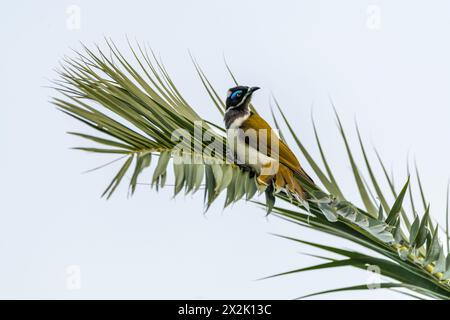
xmin=225 ymin=85 xmax=260 ymax=110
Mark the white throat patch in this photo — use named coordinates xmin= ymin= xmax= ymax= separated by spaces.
xmin=227 ymin=111 xmax=251 ymax=129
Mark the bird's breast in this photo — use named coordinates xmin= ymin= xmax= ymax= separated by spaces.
xmin=226 ymin=113 xmax=274 ymax=173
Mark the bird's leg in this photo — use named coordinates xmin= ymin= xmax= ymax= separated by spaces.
xmin=237 ymin=163 xmax=254 ymax=172
xmin=256 ymin=161 xmax=276 ymax=191
xmin=256 ymin=174 xmax=273 ymax=191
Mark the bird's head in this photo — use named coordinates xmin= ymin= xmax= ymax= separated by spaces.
xmin=225 ymin=86 xmax=260 ymax=111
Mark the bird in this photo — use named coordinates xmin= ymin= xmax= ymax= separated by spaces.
xmin=224 ymin=85 xmax=314 ymax=200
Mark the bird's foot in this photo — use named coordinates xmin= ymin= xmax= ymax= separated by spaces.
xmin=256 ymin=174 xmax=273 ymax=192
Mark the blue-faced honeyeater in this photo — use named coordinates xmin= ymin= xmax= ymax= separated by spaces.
xmin=224 ymin=86 xmax=313 ymax=200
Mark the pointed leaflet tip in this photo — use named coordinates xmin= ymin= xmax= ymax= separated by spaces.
xmin=386 ymin=177 xmax=410 ymax=225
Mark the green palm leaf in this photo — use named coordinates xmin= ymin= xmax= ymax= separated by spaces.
xmin=52 ymin=40 xmax=450 ymax=299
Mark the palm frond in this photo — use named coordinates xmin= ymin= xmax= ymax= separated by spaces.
xmin=52 ymin=40 xmax=450 ymax=299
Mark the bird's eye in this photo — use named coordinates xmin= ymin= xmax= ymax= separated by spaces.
xmin=231 ymin=90 xmax=243 ymax=100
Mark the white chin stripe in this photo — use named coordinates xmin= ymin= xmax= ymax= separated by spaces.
xmin=236 ymin=93 xmax=251 ymax=107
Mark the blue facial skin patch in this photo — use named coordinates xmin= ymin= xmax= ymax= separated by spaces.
xmin=231 ymin=90 xmax=243 ymax=99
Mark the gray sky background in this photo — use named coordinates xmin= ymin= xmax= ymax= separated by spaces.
xmin=1 ymin=0 xmax=450 ymax=299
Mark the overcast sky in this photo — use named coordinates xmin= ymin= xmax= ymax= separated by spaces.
xmin=1 ymin=0 xmax=450 ymax=299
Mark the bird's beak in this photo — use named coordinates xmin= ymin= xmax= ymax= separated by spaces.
xmin=249 ymin=86 xmax=260 ymax=94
